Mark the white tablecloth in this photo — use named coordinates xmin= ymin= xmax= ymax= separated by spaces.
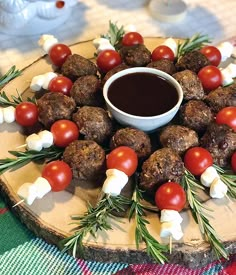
xmin=0 ymin=0 xmax=235 ymax=74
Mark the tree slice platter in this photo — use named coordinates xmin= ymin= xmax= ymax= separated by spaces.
xmin=0 ymin=38 xmax=236 ymax=268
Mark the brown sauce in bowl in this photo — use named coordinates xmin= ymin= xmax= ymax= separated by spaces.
xmin=107 ymin=72 xmax=179 ymax=117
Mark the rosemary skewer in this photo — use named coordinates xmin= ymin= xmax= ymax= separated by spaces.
xmin=0 ymin=146 xmax=64 ymax=175
xmin=176 ymin=33 xmax=211 ymax=60
xmin=181 ymin=169 xmax=228 ymax=259
xmin=61 ymin=194 xmax=131 ymax=257
xmin=0 ymin=66 xmax=22 ymax=87
xmin=129 ymin=186 xmax=168 ymax=264
xmin=101 ymin=20 xmax=125 ymax=49
xmin=0 ymin=90 xmax=36 ymax=107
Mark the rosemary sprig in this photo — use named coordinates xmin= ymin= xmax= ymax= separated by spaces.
xmin=129 ymin=186 xmax=168 ymax=264
xmin=176 ymin=33 xmax=211 ymax=60
xmin=101 ymin=21 xmax=125 ymax=49
xmin=0 ymin=90 xmax=36 ymax=107
xmin=61 ymin=194 xmax=131 ymax=257
xmin=0 ymin=146 xmax=64 ymax=175
xmin=0 ymin=66 xmax=22 ymax=87
xmin=181 ymin=169 xmax=228 ymax=259
xmin=213 ymin=165 xmax=236 ymax=199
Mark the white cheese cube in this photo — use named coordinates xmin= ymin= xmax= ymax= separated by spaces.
xmin=210 ymin=178 xmax=228 ymax=199
xmin=200 ymin=166 xmax=219 ymax=187
xmin=160 ymin=221 xmax=183 ymax=240
xmin=26 ymin=133 xmax=43 ymax=151
xmin=160 ymin=209 xmax=183 ymax=224
xmin=225 ymin=63 xmax=236 ymax=78
xmin=38 ymin=130 xmax=54 ymax=148
xmin=17 ymin=182 xmax=38 ymax=205
xmin=30 ymin=75 xmax=45 ymax=92
xmin=123 ymin=24 xmax=137 ymax=33
xmin=33 ymin=177 xmax=51 ymax=199
xmin=102 ymin=169 xmax=128 ymax=196
xmin=217 ymin=42 xmax=234 ymax=62
xmin=38 ymin=35 xmax=58 ymax=53
xmin=221 ymin=68 xmax=234 ymax=87
xmin=3 ymin=106 xmax=15 ymax=123
xmin=42 ymin=72 xmax=57 ymax=90
xmin=97 ymin=43 xmax=115 ymax=53
xmin=93 ymin=38 xmax=111 ymax=49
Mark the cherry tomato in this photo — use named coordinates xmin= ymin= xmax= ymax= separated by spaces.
xmin=48 ymin=76 xmax=73 ymax=96
xmin=155 ymin=182 xmax=186 ymax=211
xmin=184 ymin=147 xmax=213 ymax=176
xmin=42 ymin=160 xmax=72 ymax=192
xmin=151 ymin=45 xmax=175 ymax=61
xmin=96 ymin=49 xmax=122 ymax=73
xmin=15 ymin=102 xmax=38 ymax=127
xmin=231 ymin=152 xmax=236 ymax=173
xmin=200 ymin=46 xmax=222 ymax=67
xmin=215 ymin=106 xmax=236 ymax=131
xmin=48 ymin=44 xmax=72 ymax=67
xmin=122 ymin=32 xmax=144 ymax=46
xmin=50 ymin=120 xmax=79 ymax=148
xmin=198 ymin=65 xmax=222 ymax=92
xmin=106 ymin=146 xmax=138 ymax=176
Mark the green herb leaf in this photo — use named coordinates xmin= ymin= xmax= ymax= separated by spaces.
xmin=61 ymin=193 xmax=132 ymax=257
xmin=0 ymin=146 xmax=64 ymax=175
xmin=177 ymin=33 xmax=211 ymax=60
xmin=101 ymin=21 xmax=125 ymax=49
xmin=0 ymin=66 xmax=22 ymax=87
xmin=128 ymin=185 xmax=168 ymax=264
xmin=181 ymin=169 xmax=228 ymax=259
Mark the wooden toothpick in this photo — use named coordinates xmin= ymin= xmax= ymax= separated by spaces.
xmin=169 ymin=235 xmax=172 ymax=254
xmin=12 ymin=199 xmax=25 ymax=208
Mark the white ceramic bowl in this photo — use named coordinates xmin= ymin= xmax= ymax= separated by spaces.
xmin=103 ymin=67 xmax=183 ymax=132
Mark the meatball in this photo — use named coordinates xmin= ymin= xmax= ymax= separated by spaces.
xmin=101 ymin=64 xmax=130 ymax=87
xmin=159 ymin=125 xmax=199 ymax=155
xmin=63 ymin=140 xmax=105 ymax=181
xmin=37 ymin=92 xmax=76 ymax=128
xmin=173 ymin=69 xmax=205 ymax=100
xmin=180 ymin=100 xmax=214 ymax=133
xmin=70 ymin=75 xmax=104 ymax=107
xmin=139 ymin=148 xmax=185 ymax=194
xmin=110 ymin=127 xmax=152 ymax=159
xmin=61 ymin=54 xmax=97 ymax=81
xmin=204 ymin=84 xmax=236 ymax=113
xmin=146 ymin=59 xmax=176 ymax=75
xmin=200 ymin=122 xmax=236 ymax=167
xmin=175 ymin=50 xmax=210 ymax=73
xmin=72 ymin=106 xmax=113 ymax=145
xmin=119 ymin=44 xmax=151 ymax=67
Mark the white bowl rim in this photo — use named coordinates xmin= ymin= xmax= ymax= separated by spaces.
xmin=103 ymin=67 xmax=183 ymax=120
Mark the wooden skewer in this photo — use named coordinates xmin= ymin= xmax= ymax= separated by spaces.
xmin=12 ymin=199 xmax=25 ymax=208
xmin=169 ymin=235 xmax=172 ymax=254
xmin=15 ymin=144 xmax=27 ymax=149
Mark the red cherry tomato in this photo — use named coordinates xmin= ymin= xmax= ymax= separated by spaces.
xmin=96 ymin=49 xmax=122 ymax=73
xmin=200 ymin=45 xmax=222 ymax=67
xmin=155 ymin=182 xmax=186 ymax=211
xmin=42 ymin=160 xmax=72 ymax=192
xmin=106 ymin=146 xmax=138 ymax=176
xmin=151 ymin=45 xmax=175 ymax=61
xmin=15 ymin=102 xmax=38 ymax=127
xmin=48 ymin=76 xmax=73 ymax=96
xmin=215 ymin=106 xmax=236 ymax=131
xmin=48 ymin=44 xmax=72 ymax=67
xmin=122 ymin=32 xmax=144 ymax=46
xmin=50 ymin=120 xmax=79 ymax=148
xmin=198 ymin=65 xmax=222 ymax=92
xmin=231 ymin=152 xmax=236 ymax=173
xmin=184 ymin=147 xmax=213 ymax=176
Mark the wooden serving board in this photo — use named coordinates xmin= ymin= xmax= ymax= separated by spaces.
xmin=0 ymin=38 xmax=236 ymax=268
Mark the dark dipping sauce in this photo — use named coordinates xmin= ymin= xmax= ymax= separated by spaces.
xmin=108 ymin=72 xmax=179 ymax=117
